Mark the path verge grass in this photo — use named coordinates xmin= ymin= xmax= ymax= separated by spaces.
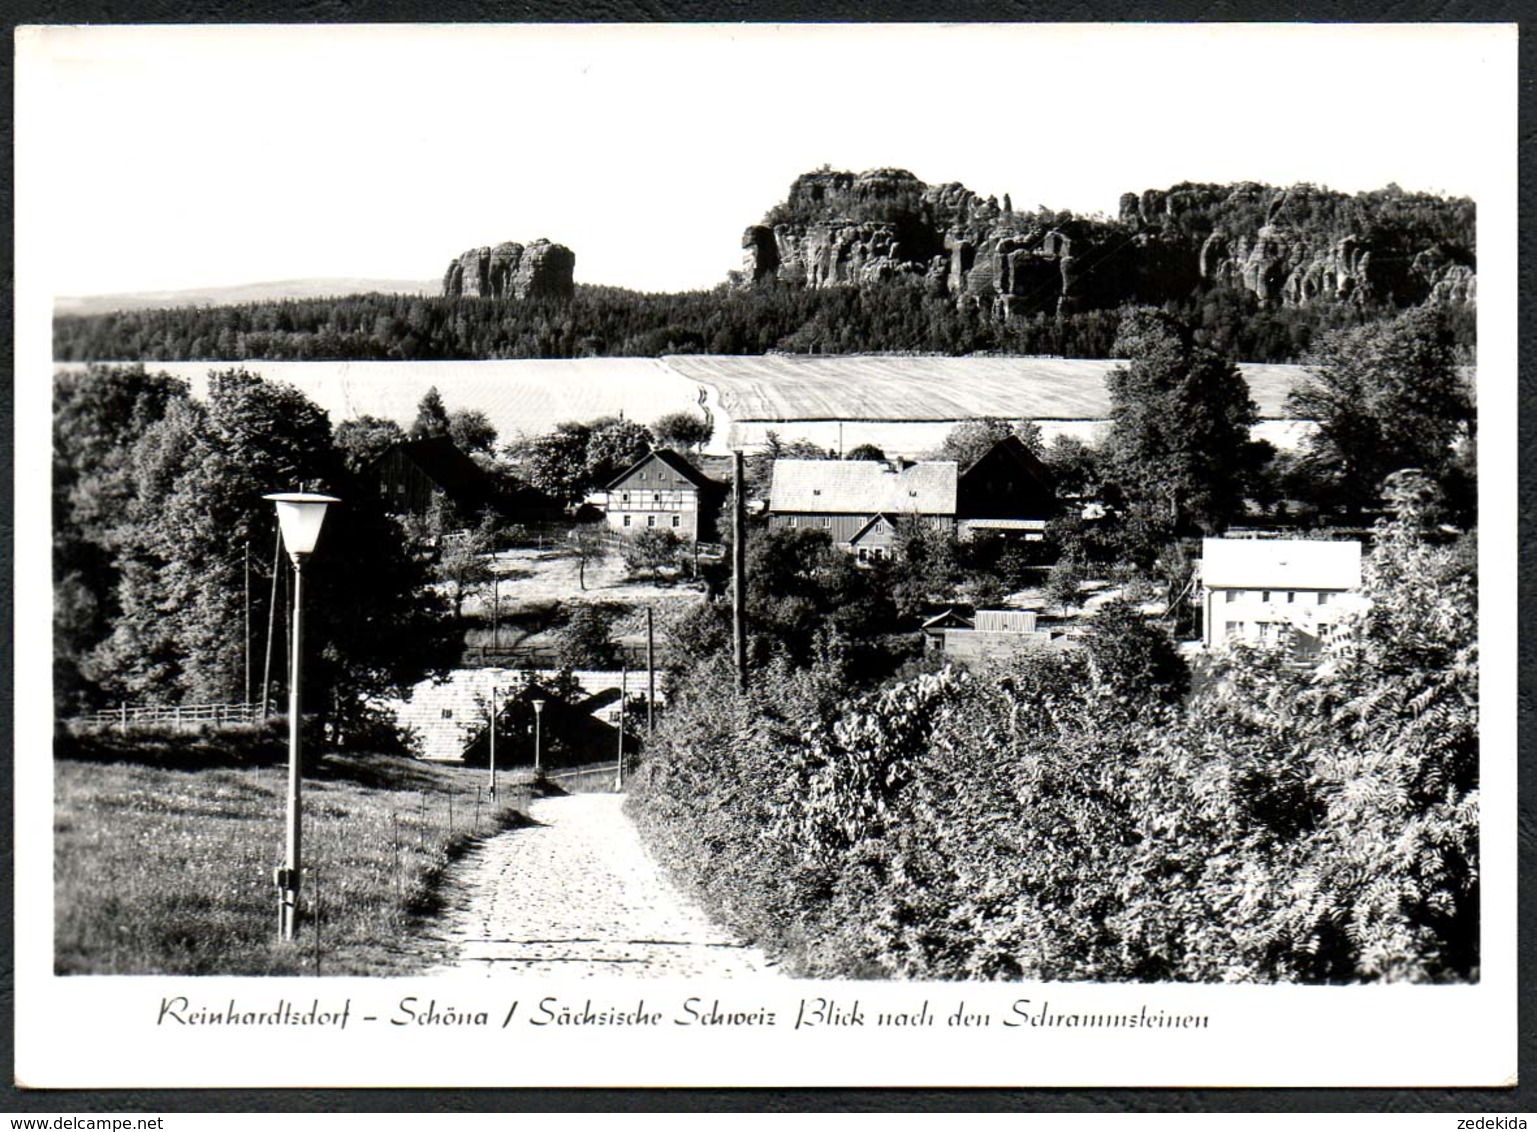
xmin=55 ymin=749 xmax=534 ymax=975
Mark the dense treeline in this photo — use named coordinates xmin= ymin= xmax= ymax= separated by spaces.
xmin=52 ymin=278 xmax=1474 ymax=366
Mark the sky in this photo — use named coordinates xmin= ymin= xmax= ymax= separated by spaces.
xmin=16 ymin=22 xmax=1515 ymax=298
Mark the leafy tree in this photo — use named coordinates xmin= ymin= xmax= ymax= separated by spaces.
xmin=434 ymin=510 xmax=501 ymax=620
xmin=936 ymin=418 xmax=1044 ymax=470
xmin=584 ymin=416 xmax=655 ymax=486
xmin=1041 ymin=435 xmax=1100 ymax=498
xmin=334 ymin=414 xmax=406 ymax=473
xmin=1287 ymin=307 xmax=1473 ymax=516
xmin=447 ymin=408 xmax=498 ymax=456
xmin=1101 ymin=308 xmax=1258 ymax=535
xmin=651 ymin=410 xmax=713 ymax=453
xmin=409 ymin=386 xmax=451 ymax=440
xmin=568 ymin=523 xmax=611 ymax=591
xmin=623 ymin=527 xmax=687 ymax=579
xmin=844 ymin=443 xmax=887 ymax=462
xmin=53 ymin=366 xmax=190 ymax=711
xmin=557 ymin=603 xmax=623 ymax=669
xmin=73 ymin=369 xmax=457 ymax=739
xmin=1080 ymin=599 xmax=1190 ymax=709
xmin=523 ymin=421 xmax=595 ymax=505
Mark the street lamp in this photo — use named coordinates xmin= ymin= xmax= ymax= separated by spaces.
xmin=264 ymin=491 xmax=339 ymax=942
xmin=532 ymin=698 xmax=547 ymax=782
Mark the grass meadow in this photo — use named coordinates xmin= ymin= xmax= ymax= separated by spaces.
xmin=55 ymin=747 xmax=535 ymax=976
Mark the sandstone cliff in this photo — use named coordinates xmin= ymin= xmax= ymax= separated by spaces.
xmin=746 ymin=170 xmax=1475 ymax=316
xmin=443 ymin=239 xmax=576 ymax=300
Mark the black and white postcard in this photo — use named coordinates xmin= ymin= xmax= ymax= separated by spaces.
xmin=14 ymin=22 xmax=1518 ymax=1090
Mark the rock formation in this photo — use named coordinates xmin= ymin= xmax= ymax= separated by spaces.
xmin=746 ymin=171 xmax=1476 ymax=316
xmin=442 ymin=239 xmax=575 ymax=300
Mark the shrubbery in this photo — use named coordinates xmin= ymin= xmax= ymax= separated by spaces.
xmin=626 ymin=508 xmax=1478 ymax=983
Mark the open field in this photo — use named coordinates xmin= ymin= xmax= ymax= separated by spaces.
xmin=54 ymin=358 xmax=708 ymax=448
xmin=663 ymin=354 xmax=1309 ymax=422
xmin=55 ymin=749 xmax=534 ymax=976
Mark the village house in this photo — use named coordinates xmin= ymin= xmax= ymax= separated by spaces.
xmin=599 ymin=448 xmax=725 ymax=542
xmin=955 ymin=434 xmax=1056 ymax=541
xmin=1200 ymin=537 xmax=1366 ymax=658
xmin=370 ymin=436 xmax=557 ymax=528
xmin=767 ymin=437 xmax=1055 ymax=559
xmin=768 ymin=458 xmax=955 ymax=561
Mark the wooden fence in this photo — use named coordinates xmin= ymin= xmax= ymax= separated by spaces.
xmin=74 ymin=701 xmax=266 ymax=732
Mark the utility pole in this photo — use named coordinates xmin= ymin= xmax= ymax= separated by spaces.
xmin=244 ymin=541 xmax=251 ymax=705
xmin=615 ymin=661 xmax=627 ymax=792
xmin=646 ymin=606 xmax=655 ymax=739
xmin=262 ymin=526 xmax=282 ymax=717
xmin=732 ymin=449 xmax=747 ymax=692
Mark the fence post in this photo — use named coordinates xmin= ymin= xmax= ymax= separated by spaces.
xmin=174 ymin=705 xmax=182 ymax=732
xmin=120 ymin=703 xmax=127 ymax=733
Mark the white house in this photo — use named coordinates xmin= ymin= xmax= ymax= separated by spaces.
xmin=1200 ymin=537 xmax=1366 ymax=658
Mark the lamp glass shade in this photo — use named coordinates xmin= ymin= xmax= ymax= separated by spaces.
xmin=532 ymin=699 xmax=547 ymax=713
xmin=264 ymin=492 xmax=340 ymax=558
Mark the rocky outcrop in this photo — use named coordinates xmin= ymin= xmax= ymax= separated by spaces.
xmin=750 ymin=171 xmax=1475 ymax=315
xmin=443 ymin=239 xmax=575 ymax=300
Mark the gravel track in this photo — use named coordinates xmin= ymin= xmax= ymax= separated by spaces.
xmin=422 ymin=792 xmax=778 ymax=978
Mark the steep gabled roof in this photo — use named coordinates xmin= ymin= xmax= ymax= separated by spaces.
xmin=769 ymin=459 xmax=958 ymax=516
xmin=605 ymin=448 xmax=717 ymax=492
xmin=378 ymin=436 xmax=497 ymax=507
xmin=847 ymin=512 xmax=898 ymax=545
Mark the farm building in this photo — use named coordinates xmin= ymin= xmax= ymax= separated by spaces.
xmin=956 ymin=434 xmax=1055 ymax=541
xmin=597 ymin=448 xmax=725 ymax=542
xmin=768 ymin=436 xmax=1055 ymax=557
xmin=1200 ymin=537 xmax=1366 ymax=658
xmin=768 ymin=458 xmax=956 ymax=560
xmin=923 ymin=607 xmax=1068 ymax=661
xmin=370 ymin=437 xmax=557 ymax=527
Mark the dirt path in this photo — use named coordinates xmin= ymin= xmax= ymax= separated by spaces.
xmin=421 ymin=793 xmax=778 ymax=978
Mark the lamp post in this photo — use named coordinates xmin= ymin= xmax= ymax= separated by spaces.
xmin=532 ymin=698 xmax=546 ymax=782
xmin=488 ymin=682 xmax=498 ymax=799
xmin=263 ymin=491 xmax=339 ymax=942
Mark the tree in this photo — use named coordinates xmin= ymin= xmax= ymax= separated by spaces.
xmin=844 ymin=443 xmax=887 ymax=462
xmin=1080 ymin=599 xmax=1190 ymax=710
xmin=584 ymin=416 xmax=654 ymax=486
xmin=568 ymin=523 xmax=612 ymax=591
xmin=1101 ymin=308 xmax=1258 ymax=535
xmin=433 ymin=510 xmax=501 ymax=620
xmin=334 ymin=415 xmax=406 ymax=473
xmin=410 ymin=386 xmax=451 ymax=440
xmin=937 ymin=418 xmax=1044 ymax=470
xmin=651 ymin=410 xmax=713 ymax=453
xmin=53 ymin=366 xmax=190 ymax=711
xmin=623 ymin=527 xmax=686 ymax=579
xmin=78 ymin=369 xmax=458 ymax=740
xmin=524 ymin=421 xmax=594 ymax=505
xmin=1287 ymin=307 xmax=1473 ymax=516
xmin=448 ymin=408 xmax=498 ymax=456
xmin=556 ymin=603 xmax=622 ymax=669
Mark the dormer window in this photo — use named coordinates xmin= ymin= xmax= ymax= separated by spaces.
xmin=909 ymin=490 xmax=918 ymax=497
xmin=812 ymin=489 xmax=821 ymax=496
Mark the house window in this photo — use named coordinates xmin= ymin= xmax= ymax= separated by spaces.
xmin=857 ymin=548 xmax=868 ymax=561
xmin=647 ymin=514 xmax=656 ymax=528
xmin=653 ymin=493 xmax=662 ymax=503
xmin=1287 ymin=591 xmax=1296 ymax=603
xmin=672 ymin=515 xmax=680 ymax=529
xmin=909 ymin=490 xmax=918 ymax=497
xmin=872 ymin=547 xmax=886 ymax=561
xmin=812 ymin=489 xmax=822 ymax=496
xmin=1225 ymin=621 xmax=1242 ymax=639
xmin=822 ymin=517 xmax=831 ymax=529
xmin=788 ymin=516 xmax=798 ymax=528
xmin=622 ymin=515 xmax=631 ymax=528
xmin=1225 ymin=590 xmax=1238 ymax=604
xmin=1262 ymin=590 xmax=1272 ymax=603
xmin=1318 ymin=592 xmax=1331 ymax=606
xmin=622 ymin=492 xmax=630 ymax=502
xmin=441 ymin=709 xmax=453 ymax=720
